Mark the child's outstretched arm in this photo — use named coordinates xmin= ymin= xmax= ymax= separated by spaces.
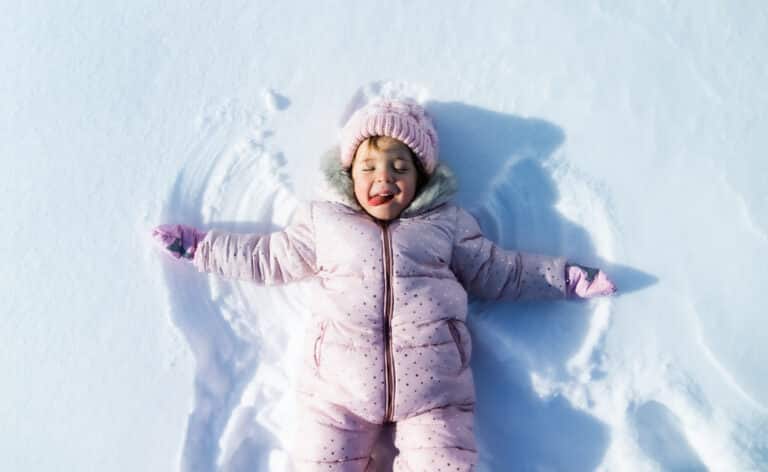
xmin=151 ymin=203 xmax=317 ymax=285
xmin=451 ymin=207 xmax=615 ymax=302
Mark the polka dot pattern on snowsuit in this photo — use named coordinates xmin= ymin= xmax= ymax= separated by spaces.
xmin=193 ymin=201 xmax=567 ymax=471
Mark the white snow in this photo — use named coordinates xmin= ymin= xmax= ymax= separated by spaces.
xmin=2 ymin=1 xmax=767 ymax=470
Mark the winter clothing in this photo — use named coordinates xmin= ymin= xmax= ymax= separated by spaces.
xmin=339 ymin=98 xmax=439 ymax=175
xmin=566 ymin=264 xmax=616 ymax=298
xmin=190 ymin=149 xmax=573 ymax=471
xmin=152 ymin=224 xmax=207 ymax=260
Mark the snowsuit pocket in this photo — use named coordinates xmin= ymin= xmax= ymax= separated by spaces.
xmin=313 ymin=321 xmax=328 ymax=369
xmin=447 ymin=319 xmax=468 ymax=371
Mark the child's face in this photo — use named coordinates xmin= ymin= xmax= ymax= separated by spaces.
xmin=351 ymin=136 xmax=418 ymax=221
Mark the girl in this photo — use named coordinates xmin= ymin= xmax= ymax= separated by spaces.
xmin=153 ymin=98 xmax=616 ymax=471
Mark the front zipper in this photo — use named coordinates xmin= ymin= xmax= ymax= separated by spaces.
xmin=380 ymin=221 xmax=396 ymax=423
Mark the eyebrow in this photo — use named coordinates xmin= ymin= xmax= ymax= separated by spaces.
xmin=362 ymin=156 xmax=410 ymax=163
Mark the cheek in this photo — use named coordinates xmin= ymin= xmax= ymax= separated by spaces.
xmin=400 ymin=175 xmax=418 ymax=202
xmin=352 ymin=176 xmax=369 ymax=202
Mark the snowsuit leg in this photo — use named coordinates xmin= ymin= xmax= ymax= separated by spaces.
xmin=392 ymin=403 xmax=478 ymax=471
xmin=291 ymin=394 xmax=383 ymax=471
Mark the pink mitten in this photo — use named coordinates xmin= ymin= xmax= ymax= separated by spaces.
xmin=152 ymin=224 xmax=207 ymax=260
xmin=566 ymin=264 xmax=617 ymax=299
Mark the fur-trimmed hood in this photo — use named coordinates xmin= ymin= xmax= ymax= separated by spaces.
xmin=318 ymin=146 xmax=458 ymax=218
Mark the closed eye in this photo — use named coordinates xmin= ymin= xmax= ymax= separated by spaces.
xmin=361 ymin=166 xmax=410 ymax=173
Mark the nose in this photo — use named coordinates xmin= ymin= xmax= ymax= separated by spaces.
xmin=375 ymin=167 xmax=394 ymax=183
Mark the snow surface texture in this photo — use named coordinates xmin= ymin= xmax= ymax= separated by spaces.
xmin=3 ymin=1 xmax=767 ymax=471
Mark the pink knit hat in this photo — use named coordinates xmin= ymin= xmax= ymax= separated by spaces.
xmin=339 ymin=98 xmax=439 ymax=175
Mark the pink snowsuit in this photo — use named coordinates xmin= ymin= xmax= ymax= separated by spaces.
xmin=191 ymin=152 xmax=568 ymax=471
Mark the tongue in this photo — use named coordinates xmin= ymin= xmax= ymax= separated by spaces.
xmin=369 ymin=195 xmax=393 ymax=206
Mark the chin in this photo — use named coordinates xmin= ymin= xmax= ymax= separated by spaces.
xmin=365 ymin=206 xmax=402 ymax=221
xmin=370 ymin=210 xmax=397 ymax=221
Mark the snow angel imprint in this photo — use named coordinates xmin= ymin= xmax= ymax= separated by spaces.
xmin=152 ymin=97 xmax=616 ymax=471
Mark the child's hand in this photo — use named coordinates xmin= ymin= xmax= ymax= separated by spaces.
xmin=566 ymin=264 xmax=617 ymax=298
xmin=151 ymin=224 xmax=207 ymax=260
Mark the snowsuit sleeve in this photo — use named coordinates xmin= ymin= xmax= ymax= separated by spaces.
xmin=192 ymin=203 xmax=317 ymax=285
xmin=450 ymin=207 xmax=567 ymax=301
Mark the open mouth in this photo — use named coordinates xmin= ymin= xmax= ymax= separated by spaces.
xmin=368 ymin=193 xmax=395 ymax=206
